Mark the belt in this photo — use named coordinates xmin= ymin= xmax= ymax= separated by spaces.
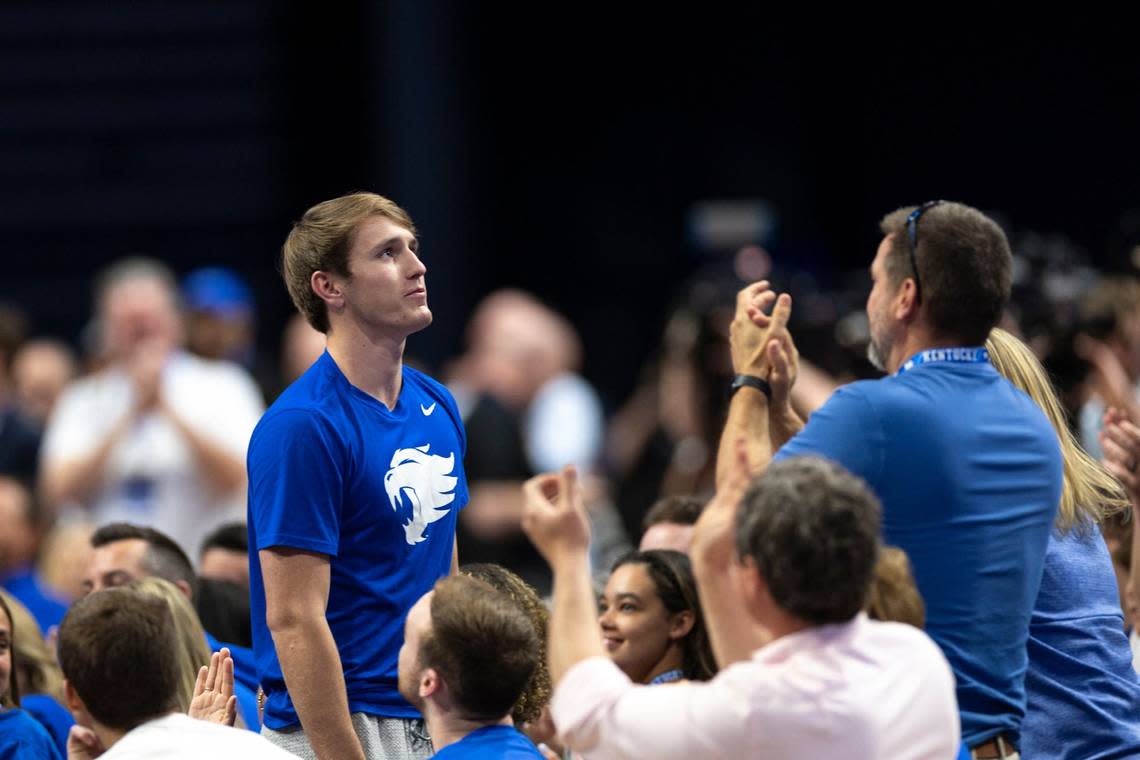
xmin=971 ymin=734 xmax=1017 ymax=759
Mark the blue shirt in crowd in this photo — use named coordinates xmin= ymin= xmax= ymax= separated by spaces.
xmin=19 ymin=694 xmax=73 ymax=756
xmin=1 ymin=568 xmax=68 ymax=635
xmin=775 ymin=352 xmax=1062 ymax=747
xmin=1021 ymin=528 xmax=1140 ymax=759
xmin=0 ymin=707 xmax=63 ymax=760
xmin=247 ymin=352 xmax=467 ymax=730
xmin=432 ymin=725 xmax=545 ymax=759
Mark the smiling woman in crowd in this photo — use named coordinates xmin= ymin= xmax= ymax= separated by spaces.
xmin=598 ymin=549 xmax=716 ymax=685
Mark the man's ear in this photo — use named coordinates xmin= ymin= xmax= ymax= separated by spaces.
xmin=419 ymin=666 xmax=441 ymax=701
xmin=310 ymin=270 xmax=345 ymax=312
xmin=63 ymin=678 xmax=93 ymax=727
xmin=174 ymin=580 xmax=193 ymax=600
xmin=668 ymin=609 xmax=695 ymax=641
xmin=733 ymin=554 xmax=771 ymax=616
xmin=893 ymin=277 xmax=920 ymax=323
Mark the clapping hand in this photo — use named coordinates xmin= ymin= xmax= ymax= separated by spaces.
xmin=730 ymin=280 xmax=793 ymax=378
xmin=189 ymin=647 xmax=237 ymax=727
xmin=521 ymin=465 xmax=590 ymax=569
xmin=1101 ymin=407 xmax=1140 ymax=499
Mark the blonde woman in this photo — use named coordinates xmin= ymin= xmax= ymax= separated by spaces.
xmin=127 ymin=578 xmax=215 ymax=714
xmin=985 ymin=328 xmax=1140 ymax=760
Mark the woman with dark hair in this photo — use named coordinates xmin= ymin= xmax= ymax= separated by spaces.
xmin=599 ymin=549 xmax=716 ymax=684
xmin=0 ymin=591 xmax=62 ymax=758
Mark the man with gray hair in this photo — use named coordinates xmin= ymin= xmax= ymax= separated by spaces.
xmin=522 ymin=455 xmax=959 ymax=759
xmin=39 ymin=258 xmax=264 ymax=554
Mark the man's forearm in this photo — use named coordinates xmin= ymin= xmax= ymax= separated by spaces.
xmin=692 ymin=559 xmax=769 ymax=667
xmin=164 ymin=406 xmax=246 ymax=495
xmin=42 ymin=414 xmax=134 ymax=509
xmin=548 ymin=552 xmax=605 ymax=684
xmin=716 ymin=387 xmax=771 ymax=489
xmin=271 ymin=619 xmax=365 ymax=760
xmin=769 ymin=407 xmax=804 ymax=451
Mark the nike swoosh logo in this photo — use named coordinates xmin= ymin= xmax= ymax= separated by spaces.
xmin=420 ymin=403 xmax=436 ymax=416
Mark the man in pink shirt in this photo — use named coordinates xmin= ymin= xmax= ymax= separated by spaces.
xmin=521 ymin=321 xmax=961 ymax=758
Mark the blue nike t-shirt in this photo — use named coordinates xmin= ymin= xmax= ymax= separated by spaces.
xmin=247 ymin=351 xmax=468 ymax=729
xmin=432 ymin=725 xmax=545 ymax=759
xmin=775 ymin=355 xmax=1061 ymax=747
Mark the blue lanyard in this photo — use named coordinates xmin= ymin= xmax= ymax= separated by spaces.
xmin=895 ymin=347 xmax=990 ymax=377
xmin=648 ymin=669 xmax=685 ymax=685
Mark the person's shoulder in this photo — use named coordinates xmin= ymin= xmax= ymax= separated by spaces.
xmin=404 ymin=365 xmax=454 ymax=400
xmin=259 ymin=356 xmax=339 ymax=421
xmin=808 ymin=378 xmax=885 ymax=419
xmin=118 ymin=714 xmax=292 ymax=757
xmin=0 ymin=707 xmax=56 ymax=748
xmin=173 ymin=352 xmax=263 ymax=393
xmin=858 ymin=615 xmax=948 ymax=664
xmin=435 ymin=726 xmax=545 ymax=759
xmin=50 ymin=366 xmax=118 ymax=408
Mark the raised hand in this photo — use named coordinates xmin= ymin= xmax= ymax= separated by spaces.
xmin=521 ymin=465 xmax=591 ymax=568
xmin=189 ymin=647 xmax=237 ymax=727
xmin=730 ymin=281 xmax=776 ymax=375
xmin=1101 ymin=408 xmax=1140 ymax=499
xmin=692 ymin=437 xmax=755 ymax=570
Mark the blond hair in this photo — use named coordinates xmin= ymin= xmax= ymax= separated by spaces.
xmin=281 ymin=192 xmax=417 ymax=333
xmin=986 ymin=328 xmax=1129 ymax=533
xmin=0 ymin=589 xmax=64 ymax=702
xmin=127 ymin=577 xmax=211 ymax=712
xmin=865 ymin=546 xmax=925 ymax=628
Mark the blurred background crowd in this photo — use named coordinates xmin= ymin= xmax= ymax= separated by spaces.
xmin=2 ymin=6 xmax=1140 ymax=755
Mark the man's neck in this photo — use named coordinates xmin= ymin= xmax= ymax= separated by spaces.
xmin=756 ymin=607 xmax=811 ymax=646
xmin=94 ymin=711 xmax=179 ymax=750
xmin=424 ymin=705 xmax=512 ymax=752
xmin=326 ymin=322 xmax=407 ymax=409
xmin=886 ymin=325 xmax=973 ymax=375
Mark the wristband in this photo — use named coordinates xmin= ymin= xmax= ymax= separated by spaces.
xmin=730 ymin=374 xmax=772 ymax=399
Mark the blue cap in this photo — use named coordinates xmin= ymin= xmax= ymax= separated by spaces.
xmin=182 ymin=267 xmax=253 ymax=317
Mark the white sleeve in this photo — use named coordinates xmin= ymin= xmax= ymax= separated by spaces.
xmin=551 ymin=657 xmax=756 ymax=760
xmin=40 ymin=382 xmax=101 ymax=464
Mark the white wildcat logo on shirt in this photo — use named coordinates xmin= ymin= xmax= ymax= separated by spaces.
xmin=383 ymin=444 xmax=458 ymax=545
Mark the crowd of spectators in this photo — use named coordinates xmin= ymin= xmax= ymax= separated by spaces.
xmin=2 ymin=196 xmax=1140 ymax=759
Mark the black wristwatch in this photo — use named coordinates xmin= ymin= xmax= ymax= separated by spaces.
xmin=730 ymin=374 xmax=772 ymax=399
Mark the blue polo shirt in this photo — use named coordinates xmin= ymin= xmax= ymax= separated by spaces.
xmin=432 ymin=725 xmax=545 ymax=759
xmin=247 ymin=352 xmax=467 ymax=730
xmin=775 ymin=352 xmax=1061 ymax=746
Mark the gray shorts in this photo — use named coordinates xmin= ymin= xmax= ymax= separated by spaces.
xmin=262 ymin=713 xmax=433 ymax=760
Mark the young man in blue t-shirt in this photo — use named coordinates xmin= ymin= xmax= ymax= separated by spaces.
xmin=397 ymin=575 xmax=544 ymax=759
xmin=721 ymin=202 xmax=1062 ymax=759
xmin=248 ymin=192 xmax=468 ymax=760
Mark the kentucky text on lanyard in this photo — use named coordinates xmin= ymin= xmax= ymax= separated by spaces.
xmin=896 ymin=347 xmax=991 ymax=377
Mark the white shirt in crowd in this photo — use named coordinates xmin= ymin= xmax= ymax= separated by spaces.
xmin=41 ymin=352 xmax=264 ymax=555
xmin=551 ymin=613 xmax=960 ymax=760
xmin=97 ymin=713 xmax=293 ymax=758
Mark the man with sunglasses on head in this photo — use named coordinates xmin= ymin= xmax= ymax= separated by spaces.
xmin=720 ymin=202 xmax=1061 ymax=759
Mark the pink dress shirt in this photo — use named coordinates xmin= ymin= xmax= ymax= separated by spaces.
xmin=551 ymin=613 xmax=959 ymax=760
